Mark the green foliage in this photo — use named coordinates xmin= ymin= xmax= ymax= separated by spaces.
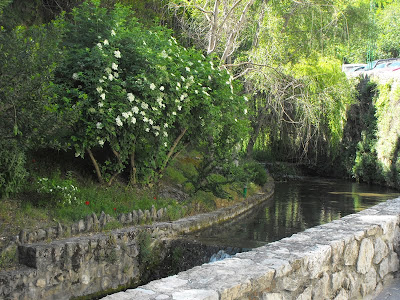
xmin=353 ymin=132 xmax=384 ymax=184
xmin=53 ymin=0 xmax=247 ymax=185
xmin=242 ymin=161 xmax=267 ymax=187
xmin=375 ymin=1 xmax=400 ymax=58
xmin=0 ymin=16 xmax=68 ymax=197
xmin=0 ymin=140 xmax=27 ymax=198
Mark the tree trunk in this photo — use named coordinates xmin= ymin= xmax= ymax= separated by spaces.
xmin=87 ymin=148 xmax=104 ymax=184
xmin=130 ymin=144 xmax=137 ymax=185
xmin=159 ymin=128 xmax=187 ymax=174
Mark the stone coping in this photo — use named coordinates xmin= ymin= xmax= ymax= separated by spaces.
xmin=103 ymin=197 xmax=400 ymax=300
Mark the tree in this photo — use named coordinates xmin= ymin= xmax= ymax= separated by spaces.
xmin=54 ymin=0 xmax=248 ymax=185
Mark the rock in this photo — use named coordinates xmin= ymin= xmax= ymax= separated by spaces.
xmin=92 ymin=212 xmax=100 ymax=229
xmin=36 ymin=278 xmax=46 ymax=288
xmin=37 ymin=229 xmax=46 ymax=241
xmin=334 ymin=289 xmax=349 ymax=300
xmin=46 ymin=227 xmax=55 ymax=240
xmin=357 ymin=238 xmax=374 ymax=274
xmin=27 ymin=231 xmax=37 ymax=243
xmin=85 ymin=214 xmax=93 ymax=231
xmin=388 ymin=252 xmax=399 ymax=272
xmin=57 ymin=223 xmax=63 ymax=237
xmin=373 ymin=238 xmax=388 ymax=264
xmin=331 ymin=271 xmax=345 ymax=292
xmin=19 ymin=229 xmax=27 ymax=244
xmin=151 ymin=205 xmax=157 ymax=220
xmin=119 ymin=213 xmax=126 ymax=224
xmin=144 ymin=210 xmax=151 ymax=222
xmin=157 ymin=208 xmax=164 ymax=221
xmin=99 ymin=211 xmax=107 ymax=227
xmin=296 ymin=287 xmax=311 ymax=300
xmin=312 ymin=272 xmax=330 ymax=299
xmin=262 ymin=293 xmax=284 ymax=300
xmin=344 ymin=239 xmax=359 ymax=266
xmin=132 ymin=210 xmax=139 ymax=224
xmin=281 ymin=277 xmax=299 ymax=292
xmin=126 ymin=213 xmax=132 ymax=224
xmin=361 ymin=268 xmax=377 ymax=296
xmin=379 ymin=257 xmax=390 ymax=278
xmin=137 ymin=209 xmax=144 ymax=223
xmin=78 ymin=219 xmax=85 ymax=232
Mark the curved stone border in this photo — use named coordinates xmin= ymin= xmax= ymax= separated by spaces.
xmin=17 ymin=205 xmax=170 ymax=245
xmin=104 ymin=197 xmax=400 ymax=300
xmin=0 ymin=181 xmax=274 ymax=300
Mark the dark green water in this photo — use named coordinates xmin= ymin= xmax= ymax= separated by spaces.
xmin=189 ymin=178 xmax=400 ymax=249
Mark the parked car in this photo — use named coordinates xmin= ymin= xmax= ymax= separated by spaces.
xmin=342 ymin=64 xmax=366 ymax=73
xmin=365 ymin=58 xmax=400 ymax=71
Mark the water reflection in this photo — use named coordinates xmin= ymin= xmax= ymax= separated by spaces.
xmin=188 ymin=178 xmax=400 ymax=249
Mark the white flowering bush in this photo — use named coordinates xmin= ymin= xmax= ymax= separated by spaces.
xmin=54 ymin=0 xmax=247 ymax=185
xmin=36 ymin=177 xmax=79 ymax=207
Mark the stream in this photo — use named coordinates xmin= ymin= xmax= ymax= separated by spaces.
xmin=185 ymin=177 xmax=400 ymax=250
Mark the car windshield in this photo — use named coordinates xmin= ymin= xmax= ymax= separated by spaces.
xmin=388 ymin=62 xmax=400 ymax=68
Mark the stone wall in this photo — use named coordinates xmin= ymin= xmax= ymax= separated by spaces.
xmin=0 ymin=183 xmax=274 ymax=300
xmin=104 ymin=197 xmax=400 ymax=300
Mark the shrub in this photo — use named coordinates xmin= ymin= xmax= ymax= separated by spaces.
xmin=35 ymin=175 xmax=79 ymax=207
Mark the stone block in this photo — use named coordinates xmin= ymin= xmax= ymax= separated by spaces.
xmin=157 ymin=209 xmax=164 ymax=221
xmin=138 ymin=209 xmax=144 ymax=223
xmin=99 ymin=211 xmax=107 ymax=227
xmin=360 ymin=268 xmax=377 ymax=297
xmin=331 ymin=271 xmax=345 ymax=292
xmin=307 ymin=245 xmax=331 ymax=279
xmin=344 ymin=240 xmax=358 ymax=266
xmin=379 ymin=257 xmax=389 ymax=278
xmin=373 ymin=237 xmax=388 ymax=264
xmin=296 ymin=286 xmax=311 ymax=300
xmin=78 ymin=219 xmax=85 ymax=232
xmin=56 ymin=223 xmax=63 ymax=237
xmin=262 ymin=293 xmax=284 ymax=300
xmin=126 ymin=213 xmax=133 ymax=224
xmin=388 ymin=252 xmax=399 ymax=272
xmin=171 ymin=289 xmax=218 ymax=300
xmin=19 ymin=229 xmax=27 ymax=244
xmin=333 ymin=289 xmax=349 ymax=300
xmin=132 ymin=210 xmax=139 ymax=224
xmin=281 ymin=277 xmax=300 ymax=292
xmin=37 ymin=229 xmax=46 ymax=241
xmin=312 ymin=272 xmax=330 ymax=300
xmin=357 ymin=238 xmax=374 ymax=274
xmin=144 ymin=210 xmax=151 ymax=222
xmin=151 ymin=205 xmax=157 ymax=220
xmin=119 ymin=213 xmax=126 ymax=224
xmin=85 ymin=214 xmax=93 ymax=231
xmin=330 ymin=240 xmax=344 ymax=267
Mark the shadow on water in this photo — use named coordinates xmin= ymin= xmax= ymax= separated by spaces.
xmin=184 ymin=177 xmax=400 ymax=250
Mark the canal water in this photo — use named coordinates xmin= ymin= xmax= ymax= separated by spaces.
xmin=185 ymin=177 xmax=400 ymax=250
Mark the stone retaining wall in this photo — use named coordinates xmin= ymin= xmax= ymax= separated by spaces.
xmin=0 ymin=183 xmax=274 ymax=300
xmin=104 ymin=197 xmax=400 ymax=300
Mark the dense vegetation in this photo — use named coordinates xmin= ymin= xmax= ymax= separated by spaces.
xmin=1 ymin=0 xmax=400 ymax=231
